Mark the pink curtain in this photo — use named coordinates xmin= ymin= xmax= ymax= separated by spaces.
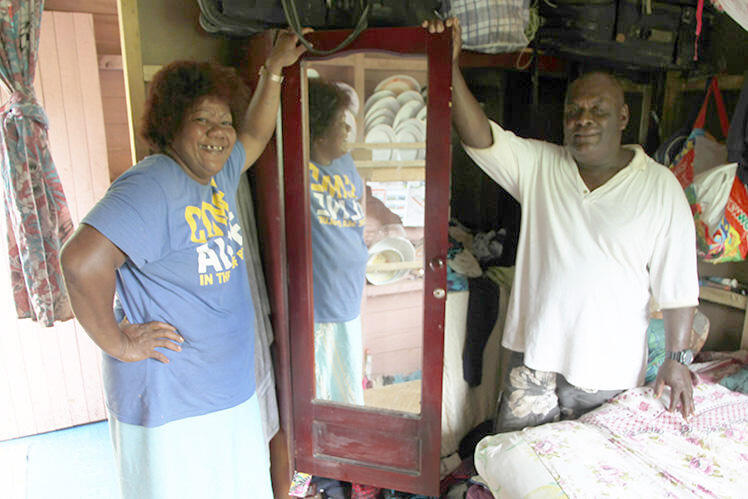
xmin=0 ymin=0 xmax=74 ymax=326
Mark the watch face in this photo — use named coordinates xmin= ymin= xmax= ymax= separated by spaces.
xmin=683 ymin=349 xmax=694 ymax=365
xmin=667 ymin=349 xmax=694 ymax=365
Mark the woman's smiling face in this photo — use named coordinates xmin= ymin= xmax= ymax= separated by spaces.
xmin=169 ymin=95 xmax=236 ymax=184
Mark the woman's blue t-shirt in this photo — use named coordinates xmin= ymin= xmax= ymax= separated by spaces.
xmin=82 ymin=143 xmax=255 ymax=427
xmin=310 ymin=154 xmax=369 ymax=322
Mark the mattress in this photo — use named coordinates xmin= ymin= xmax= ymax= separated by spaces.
xmin=475 ymin=381 xmax=748 ymax=498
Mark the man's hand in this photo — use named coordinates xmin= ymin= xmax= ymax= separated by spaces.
xmin=421 ymin=17 xmax=462 ymax=65
xmin=654 ymin=359 xmax=695 ymax=419
xmin=117 ymin=317 xmax=184 ymax=364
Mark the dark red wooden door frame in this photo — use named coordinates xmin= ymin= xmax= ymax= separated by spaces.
xmin=281 ymin=27 xmax=452 ymax=496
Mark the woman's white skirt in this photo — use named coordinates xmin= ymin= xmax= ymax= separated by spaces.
xmin=109 ymin=394 xmax=273 ymax=499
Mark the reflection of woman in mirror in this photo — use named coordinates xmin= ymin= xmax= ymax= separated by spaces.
xmin=308 ymin=79 xmax=369 ymax=404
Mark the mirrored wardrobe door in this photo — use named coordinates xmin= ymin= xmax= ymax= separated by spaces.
xmin=281 ymin=27 xmax=452 ymax=496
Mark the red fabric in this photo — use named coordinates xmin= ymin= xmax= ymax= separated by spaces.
xmin=351 ymin=483 xmax=382 ymax=499
xmin=0 ymin=1 xmax=74 ymax=326
xmin=695 ymin=0 xmax=705 ymax=60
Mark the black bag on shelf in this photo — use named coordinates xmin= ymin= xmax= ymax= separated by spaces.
xmin=615 ymin=0 xmax=683 ymax=67
xmin=537 ymin=0 xmax=617 ymax=45
xmin=198 ymin=0 xmax=444 ymax=37
xmin=535 ymin=0 xmax=714 ymax=71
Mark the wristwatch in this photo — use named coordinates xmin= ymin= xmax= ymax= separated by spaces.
xmin=666 ymin=349 xmax=694 ymax=366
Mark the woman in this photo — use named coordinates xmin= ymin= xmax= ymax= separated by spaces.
xmin=60 ymin=30 xmax=308 ymax=498
xmin=308 ymin=79 xmax=369 ymax=405
xmin=308 ymin=79 xmax=403 ymax=405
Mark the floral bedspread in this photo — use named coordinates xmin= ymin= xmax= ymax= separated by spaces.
xmin=475 ymin=382 xmax=748 ymax=498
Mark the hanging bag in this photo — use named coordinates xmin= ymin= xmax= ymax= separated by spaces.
xmin=667 ymin=77 xmax=730 ymax=189
xmin=691 ymin=165 xmax=748 ymax=264
xmin=666 ymin=78 xmax=748 ymax=263
xmin=449 ymin=0 xmax=532 ymax=53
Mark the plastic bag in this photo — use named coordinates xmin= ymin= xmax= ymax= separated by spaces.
xmin=667 ymin=78 xmax=730 ymax=190
xmin=691 ymin=162 xmax=738 ymax=234
xmin=660 ymin=78 xmax=748 ymax=263
xmin=689 ymin=162 xmax=748 ymax=263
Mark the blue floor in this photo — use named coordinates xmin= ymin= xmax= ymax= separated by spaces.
xmin=1 ymin=421 xmax=118 ymax=499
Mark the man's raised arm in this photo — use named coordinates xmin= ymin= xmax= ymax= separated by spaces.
xmin=423 ymin=17 xmax=493 ymax=149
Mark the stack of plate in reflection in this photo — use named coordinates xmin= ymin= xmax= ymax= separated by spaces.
xmin=364 ymin=75 xmax=427 ymax=161
xmin=335 ymin=81 xmax=360 ymax=145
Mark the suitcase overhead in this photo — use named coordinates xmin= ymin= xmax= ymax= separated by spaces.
xmin=535 ymin=0 xmax=714 ymax=70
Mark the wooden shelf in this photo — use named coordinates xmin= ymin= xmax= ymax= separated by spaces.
xmin=662 ymin=71 xmax=746 ymax=144
xmin=699 ymin=285 xmax=748 ymax=309
xmin=458 ymin=48 xmax=566 ymax=75
xmin=357 ymin=167 xmax=424 ymax=182
xmin=307 ymin=53 xmax=429 ymax=183
xmin=367 ymin=261 xmax=423 ymax=272
xmin=681 ymin=74 xmax=745 ymax=92
xmin=353 ymin=142 xmax=426 ymax=150
xmin=699 ymin=285 xmax=748 ymax=350
xmin=355 ymin=160 xmax=425 ymax=168
xmin=309 ymin=53 xmax=427 ymax=71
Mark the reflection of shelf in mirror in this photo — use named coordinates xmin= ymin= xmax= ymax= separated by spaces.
xmin=366 ymin=277 xmax=424 ymax=297
xmin=353 ymin=142 xmax=426 ymax=150
xmin=355 ymin=161 xmax=424 ymax=167
xmin=366 ymin=261 xmax=423 ymax=272
xmin=358 ymin=167 xmax=424 ymax=182
xmin=308 ymin=54 xmax=427 ymax=71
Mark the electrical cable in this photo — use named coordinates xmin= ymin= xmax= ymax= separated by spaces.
xmin=280 ymin=0 xmax=371 ymax=56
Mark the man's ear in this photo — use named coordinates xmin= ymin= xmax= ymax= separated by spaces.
xmin=620 ymin=103 xmax=630 ymax=131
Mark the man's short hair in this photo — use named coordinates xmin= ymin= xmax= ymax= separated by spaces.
xmin=566 ymin=71 xmax=625 ymax=107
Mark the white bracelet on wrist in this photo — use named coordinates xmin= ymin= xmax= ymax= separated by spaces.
xmin=259 ymin=64 xmax=284 ymax=84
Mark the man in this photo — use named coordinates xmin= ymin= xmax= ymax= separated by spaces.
xmin=423 ymin=18 xmax=699 ymax=431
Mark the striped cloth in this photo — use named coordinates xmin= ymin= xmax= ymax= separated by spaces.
xmin=449 ymin=0 xmax=530 ymax=54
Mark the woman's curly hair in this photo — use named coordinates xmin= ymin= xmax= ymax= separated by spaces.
xmin=308 ymin=79 xmax=351 ymax=143
xmin=141 ymin=61 xmax=250 ymax=152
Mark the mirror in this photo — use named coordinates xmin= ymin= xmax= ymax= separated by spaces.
xmin=302 ymin=52 xmax=428 ymax=414
xmin=280 ymin=27 xmax=451 ymax=494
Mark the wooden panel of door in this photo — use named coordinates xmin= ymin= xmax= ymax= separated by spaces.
xmin=241 ymin=30 xmax=296 ymax=497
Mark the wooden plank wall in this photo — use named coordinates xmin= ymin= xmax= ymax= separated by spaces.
xmin=363 ymin=287 xmax=423 ymax=377
xmin=0 ymin=11 xmax=111 ymax=441
xmin=46 ymin=0 xmax=132 ymax=180
xmin=100 ymin=67 xmax=132 ymax=180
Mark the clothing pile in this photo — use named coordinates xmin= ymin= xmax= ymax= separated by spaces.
xmin=446 ymin=219 xmax=510 ymax=292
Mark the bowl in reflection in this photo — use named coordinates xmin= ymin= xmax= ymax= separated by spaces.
xmin=366 ymin=236 xmax=416 ymax=285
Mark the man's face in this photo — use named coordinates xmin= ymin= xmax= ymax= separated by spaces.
xmin=563 ymin=74 xmax=629 ymax=168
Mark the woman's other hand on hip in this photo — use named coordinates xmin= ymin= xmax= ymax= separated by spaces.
xmin=117 ymin=317 xmax=184 ymax=363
